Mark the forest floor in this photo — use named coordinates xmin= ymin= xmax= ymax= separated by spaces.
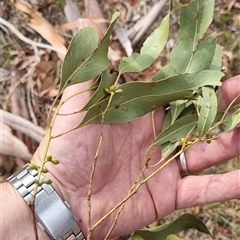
xmin=1 ymin=0 xmax=239 ymax=239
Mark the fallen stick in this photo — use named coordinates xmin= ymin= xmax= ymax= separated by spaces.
xmin=0 ymin=17 xmax=66 ymax=54
xmin=127 ymin=0 xmax=168 ymax=46
xmin=1 ymin=109 xmax=46 ymax=142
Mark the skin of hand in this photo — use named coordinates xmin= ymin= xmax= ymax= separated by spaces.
xmin=31 ymin=19 xmax=240 ymax=239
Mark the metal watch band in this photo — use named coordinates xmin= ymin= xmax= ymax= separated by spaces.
xmin=7 ymin=164 xmax=85 ymax=240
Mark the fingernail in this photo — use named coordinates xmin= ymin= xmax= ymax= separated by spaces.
xmin=78 ymin=19 xmax=84 ymax=30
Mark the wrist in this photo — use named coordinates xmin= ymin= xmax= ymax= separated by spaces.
xmin=30 ymin=140 xmax=87 ymax=238
xmin=8 ymin=162 xmax=85 ymax=239
xmin=1 ymin=182 xmax=50 ymax=240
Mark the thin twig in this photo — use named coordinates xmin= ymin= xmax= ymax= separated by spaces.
xmin=103 ymin=114 xmax=161 ymax=239
xmin=30 ymin=204 xmax=39 ymax=240
xmin=0 ymin=17 xmax=66 ymax=54
xmin=87 ymin=126 xmax=103 ymax=239
xmin=87 ymin=92 xmax=116 ymax=238
xmin=87 ymin=100 xmax=110 ymax=239
xmin=103 ymin=165 xmax=148 ymax=240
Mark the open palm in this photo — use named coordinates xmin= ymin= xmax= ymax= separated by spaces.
xmin=32 ymin=20 xmax=240 ymax=239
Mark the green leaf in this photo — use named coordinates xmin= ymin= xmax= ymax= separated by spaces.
xmin=61 ymin=27 xmax=98 ymax=90
xmin=165 ymin=235 xmax=181 ymax=240
xmin=162 ymin=100 xmax=189 ymax=132
xmin=197 ymin=86 xmax=218 ymax=137
xmin=162 ymin=110 xmax=172 ymax=130
xmin=60 ymin=12 xmax=119 ymax=91
xmin=82 ymin=70 xmax=117 ymax=111
xmin=132 ymin=235 xmax=144 ymax=240
xmin=161 ymin=141 xmax=179 ymax=160
xmin=153 ymin=115 xmax=198 ymax=146
xmin=224 ymin=107 xmax=240 ymax=132
xmin=178 ymin=103 xmax=195 ymax=119
xmin=133 ymin=213 xmax=211 ymax=240
xmin=170 ymin=0 xmax=215 ymax=73
xmin=153 ymin=64 xmax=178 ymax=81
xmin=80 ymin=71 xmax=223 ymax=125
xmin=153 ymin=0 xmax=216 ymax=81
xmin=163 ymin=102 xmax=195 ymax=132
xmin=193 ymin=94 xmax=204 ymax=115
xmin=170 ymin=100 xmax=188 ymax=124
xmin=210 ymin=44 xmax=223 ymax=71
xmin=187 ymin=33 xmax=216 ymax=73
xmin=119 ymin=14 xmax=169 ymax=73
xmin=153 ymin=33 xmax=216 ymax=80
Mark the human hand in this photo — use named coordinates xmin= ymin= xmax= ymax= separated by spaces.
xmin=32 ymin=20 xmax=240 ymax=239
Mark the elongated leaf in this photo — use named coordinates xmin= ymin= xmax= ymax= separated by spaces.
xmin=162 ymin=100 xmax=189 ymax=132
xmin=153 ymin=0 xmax=215 ymax=81
xmin=161 ymin=141 xmax=179 ymax=160
xmin=170 ymin=0 xmax=215 ymax=73
xmin=133 ymin=213 xmax=211 ymax=240
xmin=210 ymin=44 xmax=223 ymax=71
xmin=170 ymin=100 xmax=187 ymax=124
xmin=153 ymin=115 xmax=198 ymax=146
xmin=153 ymin=64 xmax=178 ymax=81
xmin=162 ymin=102 xmax=194 ymax=131
xmin=80 ymin=71 xmax=223 ymax=125
xmin=178 ymin=103 xmax=195 ymax=119
xmin=162 ymin=110 xmax=172 ymax=130
xmin=193 ymin=95 xmax=204 ymax=115
xmin=60 ymin=12 xmax=119 ymax=91
xmin=119 ymin=14 xmax=169 ymax=73
xmin=166 ymin=235 xmax=181 ymax=240
xmin=197 ymin=86 xmax=218 ymax=137
xmin=82 ymin=70 xmax=117 ymax=110
xmin=61 ymin=27 xmax=98 ymax=90
xmin=224 ymin=108 xmax=240 ymax=132
xmin=187 ymin=33 xmax=216 ymax=73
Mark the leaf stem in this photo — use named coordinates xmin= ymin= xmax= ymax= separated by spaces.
xmin=102 ymin=165 xmax=148 ymax=239
xmin=87 ymin=92 xmax=115 ymax=239
xmin=30 ymin=99 xmax=64 ymax=238
xmin=220 ymin=94 xmax=240 ymax=123
xmin=53 ymin=86 xmax=97 ymax=117
xmin=91 ymin=149 xmax=183 ymax=232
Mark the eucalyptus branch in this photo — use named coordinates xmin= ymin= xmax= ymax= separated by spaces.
xmin=91 ymin=166 xmax=147 ymax=232
xmin=151 ymin=111 xmax=157 ymax=139
xmin=144 ymin=146 xmax=157 ymax=167
xmin=93 ymin=122 xmax=201 ymax=234
xmin=93 ymin=123 xmax=211 ymax=235
xmin=90 ymin=149 xmax=183 ymax=232
xmin=203 ymin=93 xmax=240 ymax=138
xmin=25 ymin=2 xmax=240 ymax=239
xmin=102 ymin=111 xmax=160 ymax=238
xmin=54 ymin=86 xmax=97 ymax=117
xmin=47 ymin=72 xmax=74 ymax=124
xmin=99 ymin=93 xmax=240 ymax=238
xmin=102 ymin=165 xmax=148 ymax=239
xmin=87 ymin=87 xmax=122 ymax=239
xmin=28 ymin=99 xmax=63 ymax=238
xmin=86 ymin=120 xmax=104 ymax=239
xmin=220 ymin=94 xmax=240 ymax=123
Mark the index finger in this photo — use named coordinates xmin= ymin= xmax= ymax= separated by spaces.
xmin=220 ymin=75 xmax=240 ymax=110
xmin=185 ymin=75 xmax=240 ymax=173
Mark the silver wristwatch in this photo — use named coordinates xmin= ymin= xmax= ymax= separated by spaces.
xmin=7 ymin=164 xmax=85 ymax=240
